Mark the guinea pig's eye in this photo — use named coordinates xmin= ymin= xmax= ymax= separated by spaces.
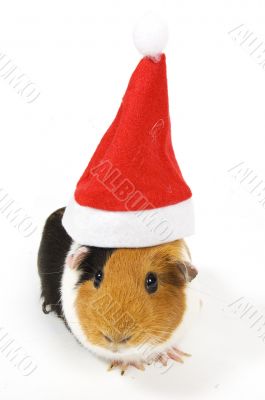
xmin=94 ymin=270 xmax=103 ymax=288
xmin=145 ymin=272 xmax=158 ymax=294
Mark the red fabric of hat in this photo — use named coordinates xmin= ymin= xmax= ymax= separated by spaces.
xmin=75 ymin=54 xmax=191 ymax=212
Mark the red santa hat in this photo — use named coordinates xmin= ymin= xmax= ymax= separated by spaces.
xmin=62 ymin=15 xmax=194 ymax=248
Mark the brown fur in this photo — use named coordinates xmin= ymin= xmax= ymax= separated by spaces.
xmin=75 ymin=239 xmax=193 ymax=351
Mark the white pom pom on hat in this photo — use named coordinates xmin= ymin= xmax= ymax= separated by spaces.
xmin=133 ymin=13 xmax=168 ymax=60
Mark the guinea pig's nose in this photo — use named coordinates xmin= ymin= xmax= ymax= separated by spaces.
xmin=103 ymin=334 xmax=113 ymax=343
xmin=102 ymin=333 xmax=132 ymax=344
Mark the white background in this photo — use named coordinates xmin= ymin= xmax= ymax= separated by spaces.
xmin=0 ymin=0 xmax=265 ymax=399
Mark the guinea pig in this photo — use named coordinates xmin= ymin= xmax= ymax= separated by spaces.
xmin=38 ymin=207 xmax=200 ymax=374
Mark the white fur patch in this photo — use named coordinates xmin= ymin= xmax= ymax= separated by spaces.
xmin=60 ymin=243 xmax=90 ymax=348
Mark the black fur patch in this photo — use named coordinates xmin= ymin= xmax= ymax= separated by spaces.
xmin=37 ymin=207 xmax=116 ymax=320
xmin=77 ymin=247 xmax=115 ymax=286
xmin=37 ymin=207 xmax=72 ymax=318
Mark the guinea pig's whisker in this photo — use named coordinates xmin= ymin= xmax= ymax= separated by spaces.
xmin=144 ymin=329 xmax=172 ymax=338
xmin=39 ymin=271 xmax=63 ymax=275
xmin=187 ymin=285 xmax=225 ymax=303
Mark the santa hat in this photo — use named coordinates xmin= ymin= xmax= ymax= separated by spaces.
xmin=62 ymin=15 xmax=194 ymax=248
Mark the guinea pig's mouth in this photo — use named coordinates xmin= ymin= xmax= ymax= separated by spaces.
xmin=105 ymin=343 xmax=129 ymax=354
xmin=110 ymin=347 xmax=119 ymax=353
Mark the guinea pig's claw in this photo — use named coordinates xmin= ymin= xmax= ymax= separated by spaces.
xmin=156 ymin=354 xmax=168 ymax=366
xmin=167 ymin=350 xmax=184 ymax=363
xmin=108 ymin=360 xmax=127 ymax=375
xmin=108 ymin=360 xmax=119 ymax=371
xmin=166 ymin=347 xmax=191 ymax=364
xmin=173 ymin=347 xmax=191 ymax=357
xmin=108 ymin=360 xmax=145 ymax=374
xmin=132 ymin=362 xmax=145 ymax=371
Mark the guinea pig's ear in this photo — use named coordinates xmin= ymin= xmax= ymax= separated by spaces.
xmin=176 ymin=261 xmax=198 ymax=283
xmin=66 ymin=246 xmax=89 ymax=270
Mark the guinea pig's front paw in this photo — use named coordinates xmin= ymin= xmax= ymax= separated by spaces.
xmin=107 ymin=347 xmax=191 ymax=375
xmin=108 ymin=360 xmax=145 ymax=375
xmin=154 ymin=347 xmax=191 ymax=366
